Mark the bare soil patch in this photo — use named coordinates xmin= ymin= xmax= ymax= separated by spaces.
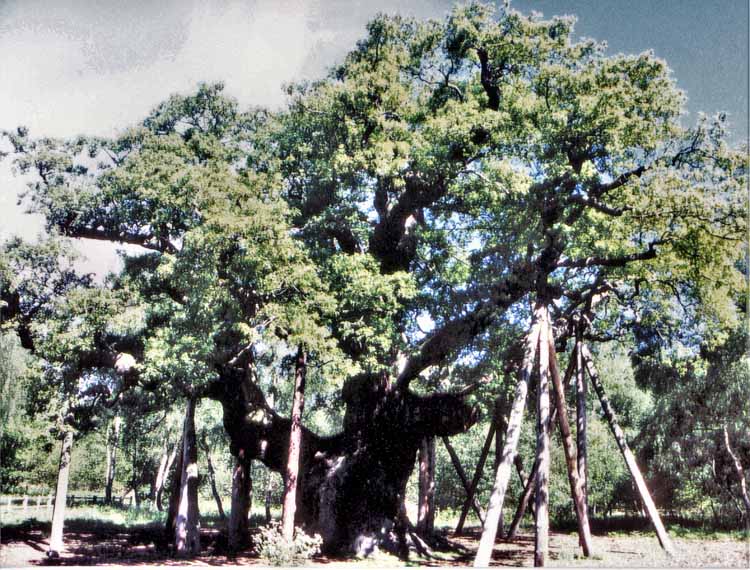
xmin=2 ymin=521 xmax=748 ymax=567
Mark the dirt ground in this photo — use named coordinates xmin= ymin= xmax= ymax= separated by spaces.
xmin=1 ymin=522 xmax=749 ymax=568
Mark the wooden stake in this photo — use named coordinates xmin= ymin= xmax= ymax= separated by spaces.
xmin=547 ymin=323 xmax=592 ymax=557
xmin=456 ymin=423 xmax=496 ymax=534
xmin=442 ymin=436 xmax=485 ymax=524
xmin=533 ymin=310 xmax=551 ymax=567
xmin=473 ymin=315 xmax=541 ymax=567
xmin=581 ymin=343 xmax=676 ymax=557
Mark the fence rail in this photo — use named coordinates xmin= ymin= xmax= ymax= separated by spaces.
xmin=0 ymin=494 xmax=133 ymax=515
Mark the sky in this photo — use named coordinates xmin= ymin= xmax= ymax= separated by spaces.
xmin=0 ymin=0 xmax=747 ymax=276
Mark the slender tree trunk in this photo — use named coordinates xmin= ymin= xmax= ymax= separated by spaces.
xmin=546 ymin=323 xmax=592 ymax=557
xmin=575 ymin=331 xmax=588 ymax=507
xmin=48 ymin=428 xmax=74 ymax=555
xmin=417 ymin=437 xmax=436 ymax=536
xmin=156 ymin=445 xmax=177 ymax=512
xmin=442 ymin=436 xmax=484 ymax=524
xmin=228 ymin=450 xmax=252 ymax=550
xmin=152 ymin=444 xmax=169 ymax=508
xmin=105 ymin=416 xmax=120 ymax=504
xmin=265 ymin=472 xmax=274 ymax=523
xmin=533 ymin=311 xmax=551 ymax=567
xmin=722 ymin=425 xmax=750 ymax=525
xmin=281 ymin=345 xmax=307 ymax=542
xmin=201 ymin=435 xmax=226 ymax=519
xmin=456 ymin=423 xmax=496 ymax=534
xmin=164 ymin=436 xmax=184 ymax=541
xmin=473 ymin=314 xmax=541 ymax=568
xmin=174 ymin=397 xmax=200 ymax=557
xmin=581 ymin=344 xmax=675 ymax=557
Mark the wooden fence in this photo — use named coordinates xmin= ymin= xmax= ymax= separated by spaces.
xmin=0 ymin=493 xmax=134 ymax=516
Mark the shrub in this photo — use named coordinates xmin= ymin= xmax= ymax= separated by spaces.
xmin=255 ymin=522 xmax=322 ymax=566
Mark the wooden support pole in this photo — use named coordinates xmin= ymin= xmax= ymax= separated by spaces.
xmin=473 ymin=314 xmax=542 ymax=568
xmin=581 ymin=344 xmax=675 ymax=557
xmin=508 ymin=343 xmax=575 ymax=540
xmin=456 ymin=423 xmax=496 ymax=534
xmin=533 ymin=310 xmax=551 ymax=567
xmin=442 ymin=436 xmax=485 ymax=525
xmin=547 ymin=323 xmax=592 ymax=557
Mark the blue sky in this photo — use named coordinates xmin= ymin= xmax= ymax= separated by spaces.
xmin=1 ymin=0 xmax=747 ymax=275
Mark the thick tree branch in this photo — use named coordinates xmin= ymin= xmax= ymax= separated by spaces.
xmin=557 ymin=241 xmax=662 ymax=269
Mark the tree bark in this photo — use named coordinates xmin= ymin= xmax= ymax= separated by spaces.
xmin=722 ymin=425 xmax=750 ymax=525
xmin=546 ymin=323 xmax=592 ymax=557
xmin=456 ymin=423 xmax=496 ymax=534
xmin=48 ymin=428 xmax=73 ymax=556
xmin=581 ymin=344 xmax=675 ymax=556
xmin=104 ymin=416 xmax=120 ymax=504
xmin=156 ymin=445 xmax=177 ymax=512
xmin=201 ymin=435 xmax=226 ymax=519
xmin=533 ymin=311 xmax=551 ymax=567
xmin=174 ymin=397 xmax=200 ymax=557
xmin=282 ymin=345 xmax=307 ymax=541
xmin=228 ymin=450 xmax=252 ymax=550
xmin=417 ymin=437 xmax=436 ymax=536
xmin=265 ymin=472 xmax=274 ymax=523
xmin=575 ymin=330 xmax=588 ymax=506
xmin=473 ymin=314 xmax=542 ymax=568
xmin=442 ymin=436 xmax=484 ymax=524
xmin=210 ymin=358 xmax=479 ymax=556
xmin=164 ymin=436 xmax=183 ymax=542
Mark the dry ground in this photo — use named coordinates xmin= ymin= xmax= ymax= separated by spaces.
xmin=2 ymin=520 xmax=749 ymax=567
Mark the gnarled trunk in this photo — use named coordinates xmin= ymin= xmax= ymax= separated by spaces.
xmin=211 ymin=365 xmax=478 ymax=556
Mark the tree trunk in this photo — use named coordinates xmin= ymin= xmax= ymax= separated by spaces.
xmin=473 ymin=314 xmax=542 ymax=568
xmin=228 ymin=450 xmax=252 ymax=550
xmin=211 ymin=358 xmax=479 ymax=556
xmin=442 ymin=436 xmax=484 ymax=524
xmin=48 ymin=428 xmax=73 ymax=556
xmin=265 ymin=469 xmax=274 ymax=523
xmin=533 ymin=311 xmax=551 ymax=567
xmin=164 ymin=436 xmax=183 ymax=542
xmin=105 ymin=416 xmax=120 ymax=504
xmin=201 ymin=435 xmax=226 ymax=519
xmin=581 ymin=344 xmax=675 ymax=557
xmin=174 ymin=397 xmax=200 ymax=557
xmin=722 ymin=425 xmax=750 ymax=525
xmin=152 ymin=444 xmax=169 ymax=508
xmin=456 ymin=423 xmax=496 ymax=534
xmin=282 ymin=345 xmax=307 ymax=541
xmin=417 ymin=437 xmax=436 ymax=536
xmin=546 ymin=323 xmax=592 ymax=557
xmin=156 ymin=445 xmax=177 ymax=512
xmin=575 ymin=331 xmax=588 ymax=506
